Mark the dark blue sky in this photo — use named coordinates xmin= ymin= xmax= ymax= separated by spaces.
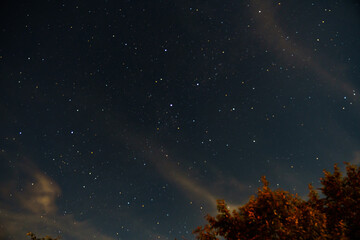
xmin=0 ymin=1 xmax=360 ymax=239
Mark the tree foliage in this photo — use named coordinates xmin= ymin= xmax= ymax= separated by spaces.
xmin=194 ymin=163 xmax=360 ymax=240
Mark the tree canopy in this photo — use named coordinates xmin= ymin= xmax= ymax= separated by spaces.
xmin=194 ymin=163 xmax=360 ymax=240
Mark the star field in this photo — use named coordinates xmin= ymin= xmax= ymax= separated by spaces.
xmin=0 ymin=1 xmax=360 ymax=240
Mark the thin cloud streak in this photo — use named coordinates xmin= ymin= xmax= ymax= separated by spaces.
xmin=155 ymin=158 xmax=218 ymax=206
xmin=250 ymin=0 xmax=357 ymax=99
xmin=141 ymin=145 xmax=249 ymax=211
xmin=97 ymin=114 xmax=239 ymax=209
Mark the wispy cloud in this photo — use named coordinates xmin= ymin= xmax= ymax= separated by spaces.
xmin=138 ymin=145 xmax=249 ymax=212
xmin=95 ymin=114 xmax=246 ymax=211
xmin=17 ymin=171 xmax=61 ymax=215
xmin=249 ymin=0 xmax=357 ymax=99
xmin=0 ymin=158 xmax=114 ymax=240
xmin=154 ymin=157 xmax=218 ymax=207
xmin=350 ymin=151 xmax=360 ymax=165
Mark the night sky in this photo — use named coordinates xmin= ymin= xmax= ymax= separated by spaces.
xmin=0 ymin=1 xmax=360 ymax=239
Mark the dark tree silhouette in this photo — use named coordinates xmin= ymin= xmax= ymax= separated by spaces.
xmin=317 ymin=163 xmax=360 ymax=239
xmin=194 ymin=163 xmax=360 ymax=240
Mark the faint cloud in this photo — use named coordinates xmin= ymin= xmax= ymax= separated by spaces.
xmin=0 ymin=158 xmax=114 ymax=240
xmin=0 ymin=208 xmax=115 ymax=240
xmin=155 ymin=158 xmax=218 ymax=207
xmin=249 ymin=0 xmax=357 ymax=99
xmin=18 ymin=172 xmax=61 ymax=215
xmin=104 ymin=120 xmax=250 ymax=211
xmin=350 ymin=151 xmax=360 ymax=165
xmin=148 ymin=151 xmax=248 ymax=212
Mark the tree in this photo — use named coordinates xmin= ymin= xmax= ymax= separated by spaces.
xmin=317 ymin=163 xmax=360 ymax=239
xmin=194 ymin=163 xmax=360 ymax=240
